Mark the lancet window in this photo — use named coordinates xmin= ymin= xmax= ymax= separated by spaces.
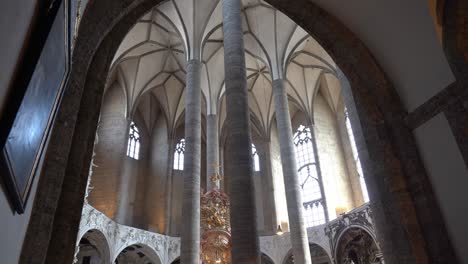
xmin=252 ymin=144 xmax=260 ymax=172
xmin=173 ymin=139 xmax=185 ymax=170
xmin=345 ymin=109 xmax=369 ymax=202
xmin=126 ymin=121 xmax=140 ymax=160
xmin=294 ymin=124 xmax=326 ymax=227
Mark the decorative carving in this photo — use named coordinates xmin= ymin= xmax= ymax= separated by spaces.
xmin=200 ymin=184 xmax=231 ymax=264
xmin=76 ymin=204 xmax=180 ymax=263
xmin=324 ymin=203 xmax=383 ymax=263
xmin=76 ymin=199 xmax=377 ymax=264
xmin=336 ymin=228 xmax=382 ymax=264
xmin=201 ymin=190 xmax=230 ymax=231
xmin=324 ymin=203 xmax=374 ymax=253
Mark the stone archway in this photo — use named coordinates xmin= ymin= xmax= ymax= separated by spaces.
xmin=309 ymin=243 xmax=332 ymax=264
xmin=19 ymin=0 xmax=458 ymax=263
xmin=283 ymin=243 xmax=332 ymax=264
xmin=76 ymin=229 xmax=111 ymax=264
xmin=261 ymin=253 xmax=275 ymax=264
xmin=335 ymin=227 xmax=382 ymax=264
xmin=114 ymin=244 xmax=162 ymax=264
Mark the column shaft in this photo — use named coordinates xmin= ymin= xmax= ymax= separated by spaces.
xmin=180 ymin=59 xmax=202 ymax=264
xmin=164 ymin=141 xmax=175 ymax=235
xmin=261 ymin=141 xmax=279 ymax=233
xmin=222 ymin=0 xmax=260 ymax=262
xmin=272 ymin=79 xmax=312 ymax=264
xmin=207 ymin=114 xmax=220 ymax=190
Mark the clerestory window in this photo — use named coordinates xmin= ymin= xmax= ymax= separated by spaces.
xmin=173 ymin=139 xmax=185 ymax=170
xmin=345 ymin=109 xmax=369 ymax=202
xmin=126 ymin=122 xmax=140 ymax=160
xmin=252 ymin=143 xmax=260 ymax=172
xmin=294 ymin=124 xmax=326 ymax=227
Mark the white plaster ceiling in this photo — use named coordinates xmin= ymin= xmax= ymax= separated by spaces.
xmin=109 ymin=8 xmax=188 ymax=132
xmin=110 ymin=0 xmax=449 ymax=134
xmin=0 ymin=0 xmax=454 ymax=130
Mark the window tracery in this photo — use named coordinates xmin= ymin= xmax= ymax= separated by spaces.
xmin=126 ymin=122 xmax=140 ymax=160
xmin=294 ymin=125 xmax=326 ymax=227
xmin=173 ymin=139 xmax=185 ymax=170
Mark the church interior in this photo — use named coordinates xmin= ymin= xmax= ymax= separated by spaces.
xmin=0 ymin=0 xmax=467 ymax=263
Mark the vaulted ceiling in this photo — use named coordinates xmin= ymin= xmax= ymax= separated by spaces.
xmin=108 ymin=0 xmax=356 ymax=135
xmin=1 ymin=0 xmax=453 ymax=126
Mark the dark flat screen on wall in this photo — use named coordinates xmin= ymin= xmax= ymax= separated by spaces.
xmin=0 ymin=0 xmax=70 ymax=214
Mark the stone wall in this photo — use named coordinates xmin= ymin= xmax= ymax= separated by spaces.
xmin=269 ymin=120 xmax=290 ymax=230
xmin=335 ymin=102 xmax=366 ymax=206
xmin=252 ymin=134 xmax=278 ymax=235
xmin=314 ymin=93 xmax=355 ymax=219
xmin=89 ymin=83 xmax=152 ymax=229
xmin=146 ymin=112 xmax=171 ymax=233
xmin=88 ymin=82 xmax=128 ymax=219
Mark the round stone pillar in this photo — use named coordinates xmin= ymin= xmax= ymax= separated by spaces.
xmin=206 ymin=114 xmax=220 ymax=190
xmin=222 ymin=0 xmax=261 ymax=262
xmin=180 ymin=59 xmax=202 ymax=264
xmin=272 ymin=78 xmax=312 ymax=264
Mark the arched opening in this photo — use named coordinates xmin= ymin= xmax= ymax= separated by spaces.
xmin=17 ymin=0 xmax=460 ymax=263
xmin=284 ymin=243 xmax=332 ymax=264
xmin=76 ymin=229 xmax=111 ymax=264
xmin=309 ymin=243 xmax=332 ymax=264
xmin=114 ymin=244 xmax=162 ymax=264
xmin=335 ymin=227 xmax=382 ymax=264
xmin=261 ymin=253 xmax=275 ymax=264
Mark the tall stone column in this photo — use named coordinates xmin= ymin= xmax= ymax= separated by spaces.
xmin=222 ymin=0 xmax=260 ymax=262
xmin=272 ymin=79 xmax=312 ymax=264
xmin=165 ymin=141 xmax=176 ymax=235
xmin=180 ymin=59 xmax=202 ymax=264
xmin=115 ymin=144 xmax=134 ymax=225
xmin=207 ymin=114 xmax=220 ymax=190
xmin=256 ymin=140 xmax=279 ymax=234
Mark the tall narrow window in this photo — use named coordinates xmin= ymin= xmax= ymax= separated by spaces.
xmin=345 ymin=109 xmax=369 ymax=202
xmin=294 ymin=125 xmax=326 ymax=227
xmin=173 ymin=139 xmax=185 ymax=170
xmin=126 ymin=122 xmax=140 ymax=160
xmin=252 ymin=144 xmax=260 ymax=172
